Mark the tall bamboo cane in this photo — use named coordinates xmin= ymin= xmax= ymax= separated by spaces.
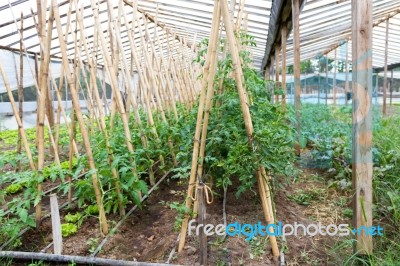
xmin=178 ymin=0 xmax=221 ymax=252
xmin=52 ymin=0 xmax=108 ymax=235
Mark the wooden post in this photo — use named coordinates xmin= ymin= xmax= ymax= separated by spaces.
xmin=275 ymin=45 xmax=280 ymax=104
xmin=351 ymin=0 xmax=373 ymax=255
xmin=292 ymin=0 xmax=301 ymax=139
xmin=281 ymin=24 xmax=287 ymax=109
xmin=270 ymin=55 xmax=275 ymax=103
xmin=50 ymin=194 xmax=62 ymax=255
xmin=325 ymin=56 xmax=328 ymax=105
xmin=17 ymin=12 xmax=24 ymax=172
xmin=345 ymin=41 xmax=349 ymax=105
xmin=383 ymin=18 xmax=389 ymax=115
xmin=333 ymin=49 xmax=337 ymax=105
xmin=197 ymin=185 xmax=207 ymax=266
xmin=390 ymin=69 xmax=393 ymax=106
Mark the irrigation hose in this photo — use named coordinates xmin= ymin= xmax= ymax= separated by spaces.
xmin=0 ymin=251 xmax=175 ymax=266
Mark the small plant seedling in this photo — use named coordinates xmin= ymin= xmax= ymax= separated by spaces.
xmin=86 ymin=237 xmax=99 ymax=253
xmin=61 ymin=223 xmax=78 ymax=237
xmin=342 ymin=208 xmax=353 ymax=219
xmin=5 ymin=183 xmax=22 ymax=194
xmin=64 ymin=212 xmax=83 ymax=224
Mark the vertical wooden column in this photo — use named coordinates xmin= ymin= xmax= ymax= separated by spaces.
xmin=275 ymin=45 xmax=280 ymax=104
xmin=17 ymin=12 xmax=24 ymax=172
xmin=292 ymin=0 xmax=301 ymax=138
xmin=281 ymin=24 xmax=287 ymax=109
xmin=333 ymin=49 xmax=337 ymax=105
xmin=345 ymin=41 xmax=349 ymax=105
xmin=325 ymin=57 xmax=328 ymax=105
xmin=351 ymin=0 xmax=373 ymax=255
xmin=270 ymin=55 xmax=274 ymax=103
xmin=383 ymin=18 xmax=389 ymax=115
xmin=390 ymin=69 xmax=393 ymax=106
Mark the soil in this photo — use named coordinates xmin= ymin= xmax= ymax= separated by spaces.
xmin=2 ymin=160 xmax=352 ymax=266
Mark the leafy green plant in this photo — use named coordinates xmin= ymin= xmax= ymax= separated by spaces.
xmin=64 ymin=212 xmax=83 ymax=224
xmin=86 ymin=237 xmax=99 ymax=253
xmin=61 ymin=223 xmax=78 ymax=237
xmin=5 ymin=183 xmax=22 ymax=194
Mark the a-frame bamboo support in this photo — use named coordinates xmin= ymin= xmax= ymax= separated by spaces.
xmin=178 ymin=0 xmax=279 ymax=257
xmin=178 ymin=0 xmax=221 ymax=252
xmin=52 ymin=0 xmax=109 ymax=235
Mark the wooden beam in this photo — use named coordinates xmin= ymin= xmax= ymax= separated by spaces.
xmin=321 ymin=8 xmax=400 ymax=57
xmin=261 ymin=0 xmax=306 ymax=72
xmin=351 ymin=0 xmax=373 ymax=255
xmin=122 ymin=0 xmax=195 ymax=51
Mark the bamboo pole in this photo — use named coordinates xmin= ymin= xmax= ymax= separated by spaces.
xmin=192 ymin=4 xmax=221 ymax=218
xmin=143 ymin=16 xmax=178 ymax=166
xmin=35 ymin=2 xmax=54 ymax=225
xmin=52 ymin=0 xmax=108 ymax=235
xmin=220 ymin=0 xmax=279 ymax=257
xmin=91 ymin=0 xmax=139 ymax=185
xmin=0 ymin=64 xmax=36 ymax=171
xmin=178 ymin=0 xmax=221 ymax=252
xmin=74 ymin=2 xmax=126 ymax=217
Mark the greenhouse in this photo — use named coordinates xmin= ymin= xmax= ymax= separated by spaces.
xmin=0 ymin=0 xmax=399 ymax=265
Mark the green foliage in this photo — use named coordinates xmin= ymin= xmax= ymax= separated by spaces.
xmin=287 ymin=188 xmax=324 ymax=206
xmin=299 ymin=104 xmax=400 ymax=263
xmin=85 ymin=205 xmax=99 ymax=215
xmin=179 ymin=33 xmax=296 ymax=200
xmin=61 ymin=223 xmax=78 ymax=237
xmin=64 ymin=212 xmax=83 ymax=224
xmin=5 ymin=183 xmax=22 ymax=194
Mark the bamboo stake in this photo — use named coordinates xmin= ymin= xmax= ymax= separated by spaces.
xmin=91 ymin=0 xmax=139 ymax=185
xmin=35 ymin=2 xmax=54 ymax=225
xmin=142 ymin=16 xmax=178 ymax=167
xmin=0 ymin=64 xmax=36 ymax=171
xmin=178 ymin=0 xmax=221 ymax=252
xmin=220 ymin=0 xmax=279 ymax=257
xmin=52 ymin=0 xmax=108 ymax=235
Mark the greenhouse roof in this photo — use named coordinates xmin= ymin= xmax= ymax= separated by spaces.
xmin=0 ymin=0 xmax=400 ymax=82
